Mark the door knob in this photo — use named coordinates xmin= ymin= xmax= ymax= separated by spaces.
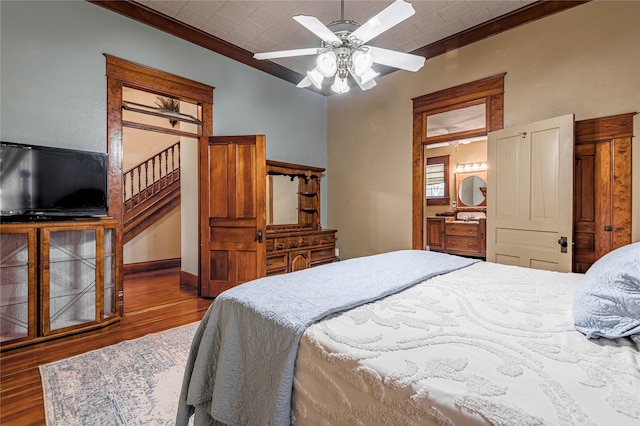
xmin=256 ymin=230 xmax=263 ymax=243
xmin=557 ymin=236 xmax=568 ymax=253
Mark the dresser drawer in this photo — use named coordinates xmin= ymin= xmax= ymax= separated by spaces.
xmin=310 ymin=247 xmax=334 ymax=262
xmin=273 ymin=237 xmax=300 ymax=250
xmin=266 ymin=253 xmax=288 ymax=275
xmin=445 ymin=235 xmax=480 ymax=253
xmin=266 ymin=253 xmax=287 ymax=269
xmin=445 ymin=223 xmax=480 ymax=237
xmin=318 ymin=232 xmax=336 ymax=245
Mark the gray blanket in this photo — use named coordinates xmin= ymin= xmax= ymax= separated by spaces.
xmin=176 ymin=250 xmax=478 ymax=426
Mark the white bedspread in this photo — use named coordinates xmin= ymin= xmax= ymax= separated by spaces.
xmin=177 ymin=250 xmax=477 ymax=426
xmin=293 ymin=261 xmax=640 ymax=425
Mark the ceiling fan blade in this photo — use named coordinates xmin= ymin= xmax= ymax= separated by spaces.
xmin=254 ymin=47 xmax=319 ymax=60
xmin=349 ymin=70 xmax=377 ymax=91
xmin=350 ymin=0 xmax=415 ymax=45
xmin=293 ymin=15 xmax=342 ymax=45
xmin=296 ymin=76 xmax=313 ymax=88
xmin=367 ymin=46 xmax=425 ymax=72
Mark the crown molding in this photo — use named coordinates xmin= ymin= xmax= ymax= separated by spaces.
xmin=88 ymin=0 xmax=589 ymax=94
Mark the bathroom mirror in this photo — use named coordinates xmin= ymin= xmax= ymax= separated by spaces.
xmin=456 ymin=170 xmax=487 ymax=208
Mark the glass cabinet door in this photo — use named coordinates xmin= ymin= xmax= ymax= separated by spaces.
xmin=43 ymin=228 xmax=99 ymax=334
xmin=0 ymin=227 xmax=36 ymax=344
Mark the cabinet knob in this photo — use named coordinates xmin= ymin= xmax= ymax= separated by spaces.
xmin=266 ymin=259 xmax=273 ymax=266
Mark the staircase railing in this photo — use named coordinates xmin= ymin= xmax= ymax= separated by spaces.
xmin=123 ymin=142 xmax=180 ymax=214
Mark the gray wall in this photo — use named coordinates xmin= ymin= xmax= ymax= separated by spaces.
xmin=0 ymin=0 xmax=328 ymax=219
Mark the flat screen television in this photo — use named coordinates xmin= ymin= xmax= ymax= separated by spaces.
xmin=0 ymin=141 xmax=109 ymax=222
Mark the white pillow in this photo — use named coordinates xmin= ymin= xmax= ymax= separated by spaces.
xmin=573 ymin=242 xmax=640 ymax=339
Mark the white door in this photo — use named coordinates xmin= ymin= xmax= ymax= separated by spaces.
xmin=487 ymin=114 xmax=574 ymax=272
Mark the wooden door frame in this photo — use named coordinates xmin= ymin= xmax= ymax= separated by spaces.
xmin=412 ymin=74 xmax=505 ymax=249
xmin=105 ymin=55 xmax=213 ymax=310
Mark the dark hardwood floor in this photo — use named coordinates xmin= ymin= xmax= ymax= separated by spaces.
xmin=0 ymin=267 xmax=213 ymax=426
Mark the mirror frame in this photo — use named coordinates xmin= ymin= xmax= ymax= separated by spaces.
xmin=455 ymin=170 xmax=487 ymax=209
xmin=266 ymin=160 xmax=325 ymax=231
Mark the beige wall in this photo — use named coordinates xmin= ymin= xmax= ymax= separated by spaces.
xmin=327 ymin=1 xmax=640 ymax=260
xmin=124 ymin=207 xmax=181 ymax=263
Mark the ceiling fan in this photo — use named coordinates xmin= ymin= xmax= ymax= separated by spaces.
xmin=254 ymin=0 xmax=426 ymax=94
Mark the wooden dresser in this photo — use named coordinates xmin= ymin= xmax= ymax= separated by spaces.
xmin=265 ymin=160 xmax=337 ymax=276
xmin=427 ymin=217 xmax=486 ymax=259
xmin=266 ymin=227 xmax=336 ymax=275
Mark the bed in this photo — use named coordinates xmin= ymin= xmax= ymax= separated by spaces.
xmin=177 ymin=247 xmax=640 ymax=426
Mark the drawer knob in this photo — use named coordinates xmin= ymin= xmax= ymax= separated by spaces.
xmin=266 ymin=259 xmax=273 ymax=266
xmin=319 ymin=251 xmax=326 ymax=256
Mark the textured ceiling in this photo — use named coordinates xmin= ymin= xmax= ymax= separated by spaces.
xmin=133 ymin=0 xmax=535 ymax=78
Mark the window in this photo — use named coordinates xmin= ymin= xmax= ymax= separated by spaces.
xmin=426 ymin=155 xmax=450 ymax=205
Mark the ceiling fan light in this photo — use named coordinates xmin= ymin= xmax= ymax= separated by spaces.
xmin=307 ymin=68 xmax=325 ymax=89
xmin=316 ymin=51 xmax=337 ymax=77
xmin=352 ymin=50 xmax=373 ymax=76
xmin=331 ymin=75 xmax=350 ymax=94
xmin=359 ymin=67 xmax=379 ymax=84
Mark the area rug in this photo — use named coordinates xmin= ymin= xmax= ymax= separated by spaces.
xmin=40 ymin=322 xmax=199 ymax=425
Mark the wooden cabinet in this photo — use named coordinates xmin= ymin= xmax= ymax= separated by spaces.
xmin=427 ymin=217 xmax=486 ymax=258
xmin=426 ymin=217 xmax=445 ymax=251
xmin=573 ymin=113 xmax=634 ymax=273
xmin=0 ymin=219 xmax=121 ymax=351
xmin=266 ymin=228 xmax=336 ymax=275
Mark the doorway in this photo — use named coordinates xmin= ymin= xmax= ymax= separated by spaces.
xmin=105 ymin=55 xmax=213 ymax=314
xmin=412 ymin=74 xmax=505 ymax=250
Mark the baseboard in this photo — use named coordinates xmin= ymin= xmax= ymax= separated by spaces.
xmin=123 ymin=258 xmax=181 ymax=276
xmin=180 ymin=270 xmax=198 ymax=289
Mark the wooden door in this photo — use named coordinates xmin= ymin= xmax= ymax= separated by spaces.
xmin=290 ymin=252 xmax=309 ymax=272
xmin=573 ymin=113 xmax=634 ymax=272
xmin=199 ymin=135 xmax=266 ymax=297
xmin=487 ymin=114 xmax=574 ymax=272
